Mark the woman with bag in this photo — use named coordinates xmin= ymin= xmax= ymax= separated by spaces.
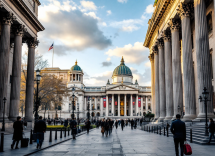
xmin=104 ymin=120 xmax=110 ymax=137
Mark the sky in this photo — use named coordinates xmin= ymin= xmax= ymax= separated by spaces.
xmin=25 ymin=0 xmax=155 ymax=86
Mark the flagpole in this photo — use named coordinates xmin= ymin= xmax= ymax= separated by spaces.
xmin=52 ymin=42 xmax=54 ymax=68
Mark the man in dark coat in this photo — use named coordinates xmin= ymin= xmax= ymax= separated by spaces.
xmin=121 ymin=119 xmax=125 ymax=131
xmin=11 ymin=116 xmax=23 ymax=149
xmin=85 ymin=119 xmax=91 ymax=134
xmin=131 ymin=119 xmax=134 ymax=129
xmin=208 ymin=118 xmax=215 ymax=144
xmin=70 ymin=118 xmax=77 ymax=139
xmin=170 ymin=114 xmax=186 ymax=156
xmin=34 ymin=116 xmax=47 ymax=149
xmin=115 ymin=120 xmax=118 ymax=129
xmin=109 ymin=119 xmax=113 ymax=134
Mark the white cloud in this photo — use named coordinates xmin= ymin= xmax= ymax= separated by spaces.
xmin=84 ymin=12 xmax=100 ymax=20
xmin=106 ymin=42 xmax=149 ymax=65
xmin=117 ymin=0 xmax=128 ymax=3
xmin=107 ymin=10 xmax=112 ymax=16
xmin=145 ymin=4 xmax=154 ymax=14
xmin=145 ymin=61 xmax=151 ymax=67
xmin=107 ymin=57 xmax=111 ymax=61
xmin=80 ymin=1 xmax=97 ymax=10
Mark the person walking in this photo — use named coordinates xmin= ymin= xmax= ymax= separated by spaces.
xmin=208 ymin=118 xmax=215 ymax=145
xmin=34 ymin=116 xmax=47 ymax=149
xmin=101 ymin=119 xmax=105 ymax=136
xmin=11 ymin=116 xmax=23 ymax=149
xmin=121 ymin=119 xmax=125 ymax=131
xmin=64 ymin=118 xmax=69 ymax=128
xmin=134 ymin=119 xmax=137 ymax=129
xmin=170 ymin=114 xmax=186 ymax=156
xmin=85 ymin=119 xmax=91 ymax=134
xmin=131 ymin=119 xmax=134 ymax=130
xmin=109 ymin=119 xmax=113 ymax=134
xmin=104 ymin=120 xmax=110 ymax=137
xmin=115 ymin=120 xmax=118 ymax=129
xmin=70 ymin=118 xmax=77 ymax=139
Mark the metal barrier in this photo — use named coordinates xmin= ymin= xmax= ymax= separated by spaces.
xmin=30 ymin=129 xmax=33 ymax=144
xmin=190 ymin=129 xmax=192 ymax=143
xmin=164 ymin=127 xmax=165 ymax=136
xmin=49 ymin=129 xmax=52 ymax=142
xmin=55 ymin=129 xmax=57 ymax=140
xmin=64 ymin=128 xmax=66 ymax=137
xmin=0 ymin=133 xmax=4 ymax=152
xmin=60 ymin=128 xmax=62 ymax=138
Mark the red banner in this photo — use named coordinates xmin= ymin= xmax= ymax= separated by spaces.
xmin=138 ymin=97 xmax=141 ymax=107
xmin=115 ymin=101 xmax=117 ymax=106
xmin=133 ymin=97 xmax=135 ymax=105
xmin=103 ymin=97 xmax=106 ymax=107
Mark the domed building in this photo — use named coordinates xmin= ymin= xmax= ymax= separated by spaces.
xmin=39 ymin=58 xmax=152 ymax=120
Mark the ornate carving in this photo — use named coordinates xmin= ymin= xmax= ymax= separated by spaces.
xmin=26 ymin=38 xmax=39 ymax=48
xmin=157 ymin=38 xmax=164 ymax=49
xmin=0 ymin=0 xmax=4 ymax=9
xmin=148 ymin=53 xmax=154 ymax=61
xmin=2 ymin=12 xmax=16 ymax=25
xmin=177 ymin=3 xmax=194 ymax=19
xmin=162 ymin=30 xmax=171 ymax=42
xmin=152 ymin=46 xmax=158 ymax=55
xmin=168 ymin=18 xmax=181 ymax=31
xmin=13 ymin=24 xmax=27 ymax=37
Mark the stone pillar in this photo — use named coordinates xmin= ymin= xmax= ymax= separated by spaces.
xmin=158 ymin=38 xmax=166 ymax=121
xmin=146 ymin=96 xmax=148 ymax=113
xmin=106 ymin=95 xmax=108 ymax=117
xmin=118 ymin=94 xmax=120 ymax=117
xmin=25 ymin=38 xmax=39 ymax=122
xmin=84 ymin=97 xmax=86 ymax=112
xmin=169 ymin=19 xmax=183 ymax=118
xmin=178 ymin=3 xmax=196 ymax=120
xmin=0 ymin=12 xmax=14 ymax=120
xmin=130 ymin=94 xmax=133 ymax=116
xmin=141 ymin=96 xmax=143 ymax=116
xmin=100 ymin=96 xmax=103 ymax=117
xmin=163 ymin=30 xmax=174 ymax=121
xmin=95 ymin=97 xmax=97 ymax=116
xmin=90 ymin=98 xmax=92 ymax=117
xmin=9 ymin=25 xmax=26 ymax=121
xmin=112 ymin=94 xmax=114 ymax=116
xmin=153 ymin=46 xmax=160 ymax=119
xmin=194 ymin=0 xmax=214 ymax=119
xmin=149 ymin=54 xmax=155 ymax=114
xmin=136 ymin=95 xmax=138 ymax=116
xmin=124 ymin=94 xmax=127 ymax=116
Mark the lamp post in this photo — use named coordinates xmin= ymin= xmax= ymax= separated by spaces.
xmin=72 ymin=87 xmax=75 ymax=119
xmin=199 ymin=87 xmax=210 ymax=136
xmin=35 ymin=69 xmax=41 ymax=122
xmin=1 ymin=97 xmax=6 ymax=131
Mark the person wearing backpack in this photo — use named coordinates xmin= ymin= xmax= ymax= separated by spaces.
xmin=170 ymin=114 xmax=186 ymax=156
xmin=208 ymin=118 xmax=215 ymax=145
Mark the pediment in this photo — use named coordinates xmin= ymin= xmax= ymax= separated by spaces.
xmin=107 ymin=84 xmax=138 ymax=91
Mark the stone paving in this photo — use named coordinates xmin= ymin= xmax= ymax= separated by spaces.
xmin=27 ymin=126 xmax=215 ymax=156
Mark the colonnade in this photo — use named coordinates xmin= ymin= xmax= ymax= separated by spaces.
xmin=149 ymin=1 xmax=214 ymax=121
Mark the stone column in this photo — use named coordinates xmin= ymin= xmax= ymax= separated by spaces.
xmin=178 ymin=3 xmax=196 ymax=120
xmin=9 ymin=25 xmax=26 ymax=121
xmin=130 ymin=94 xmax=133 ymax=116
xmin=100 ymin=97 xmax=103 ymax=117
xmin=106 ymin=95 xmax=108 ymax=117
xmin=136 ymin=95 xmax=138 ymax=116
xmin=95 ymin=97 xmax=97 ymax=116
xmin=153 ymin=46 xmax=160 ymax=119
xmin=25 ymin=38 xmax=39 ymax=122
xmin=158 ymin=38 xmax=166 ymax=121
xmin=146 ymin=96 xmax=148 ymax=113
xmin=90 ymin=98 xmax=92 ymax=117
xmin=194 ymin=0 xmax=214 ymax=119
xmin=118 ymin=94 xmax=120 ymax=117
xmin=141 ymin=96 xmax=143 ymax=116
xmin=169 ymin=19 xmax=183 ymax=118
xmin=124 ymin=94 xmax=127 ymax=116
xmin=84 ymin=97 xmax=86 ymax=112
xmin=0 ymin=12 xmax=14 ymax=120
xmin=112 ymin=94 xmax=114 ymax=116
xmin=149 ymin=54 xmax=155 ymax=114
xmin=163 ymin=30 xmax=174 ymax=121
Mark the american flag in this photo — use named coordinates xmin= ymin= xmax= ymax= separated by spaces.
xmin=48 ymin=43 xmax=54 ymax=51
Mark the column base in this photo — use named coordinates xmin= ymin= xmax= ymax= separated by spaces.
xmin=194 ymin=113 xmax=215 ymax=121
xmin=182 ymin=114 xmax=196 ymax=122
xmin=158 ymin=117 xmax=165 ymax=122
xmin=164 ymin=116 xmax=173 ymax=121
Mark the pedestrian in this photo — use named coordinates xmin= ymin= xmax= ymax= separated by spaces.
xmin=126 ymin=120 xmax=128 ymax=126
xmin=115 ymin=120 xmax=118 ymax=129
xmin=121 ymin=119 xmax=124 ymax=131
xmin=101 ymin=119 xmax=105 ymax=136
xmin=104 ymin=120 xmax=110 ymax=137
xmin=64 ymin=118 xmax=69 ymax=128
xmin=131 ymin=119 xmax=134 ymax=129
xmin=54 ymin=119 xmax=56 ymax=125
xmin=207 ymin=118 xmax=215 ymax=145
xmin=170 ymin=114 xmax=186 ymax=156
xmin=134 ymin=119 xmax=137 ymax=129
xmin=70 ymin=118 xmax=77 ymax=139
xmin=11 ymin=116 xmax=23 ymax=149
xmin=109 ymin=119 xmax=113 ymax=134
xmin=85 ymin=119 xmax=91 ymax=134
xmin=34 ymin=116 xmax=47 ymax=149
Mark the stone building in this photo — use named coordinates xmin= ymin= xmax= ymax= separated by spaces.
xmin=144 ymin=0 xmax=215 ymax=121
xmin=0 ymin=0 xmax=44 ymax=129
xmin=39 ymin=58 xmax=152 ymax=119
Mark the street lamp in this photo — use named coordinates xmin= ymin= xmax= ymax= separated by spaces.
xmin=35 ymin=69 xmax=41 ymax=122
xmin=1 ymin=97 xmax=6 ymax=131
xmin=72 ymin=87 xmax=75 ymax=119
xmin=199 ymin=87 xmax=210 ymax=136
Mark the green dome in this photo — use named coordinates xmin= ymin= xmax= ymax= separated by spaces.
xmin=113 ymin=57 xmax=132 ymax=77
xmin=71 ymin=60 xmax=82 ymax=71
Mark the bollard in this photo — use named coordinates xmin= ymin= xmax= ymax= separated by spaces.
xmin=49 ymin=129 xmax=52 ymax=142
xmin=167 ymin=127 xmax=169 ymax=137
xmin=190 ymin=129 xmax=192 ymax=143
xmin=55 ymin=129 xmax=57 ymax=140
xmin=149 ymin=126 xmax=150 ymax=133
xmin=30 ymin=129 xmax=33 ymax=144
xmin=60 ymin=128 xmax=62 ymax=138
xmin=157 ymin=126 xmax=158 ymax=134
xmin=0 ymin=133 xmax=4 ymax=152
xmin=144 ymin=126 xmax=145 ymax=131
xmin=68 ymin=127 xmax=70 ymax=136
xmin=160 ymin=127 xmax=161 ymax=135
xmin=164 ymin=127 xmax=165 ymax=136
xmin=64 ymin=128 xmax=66 ymax=137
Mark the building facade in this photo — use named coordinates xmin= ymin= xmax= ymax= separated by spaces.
xmin=144 ymin=0 xmax=215 ymax=121
xmin=0 ymin=0 xmax=44 ymax=129
xmin=39 ymin=58 xmax=152 ymax=119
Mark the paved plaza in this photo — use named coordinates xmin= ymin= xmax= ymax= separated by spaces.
xmin=25 ymin=126 xmax=214 ymax=156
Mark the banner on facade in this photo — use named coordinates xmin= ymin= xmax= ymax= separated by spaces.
xmin=138 ymin=97 xmax=141 ymax=107
xmin=103 ymin=97 xmax=106 ymax=107
xmin=115 ymin=101 xmax=117 ymax=106
xmin=132 ymin=97 xmax=135 ymax=105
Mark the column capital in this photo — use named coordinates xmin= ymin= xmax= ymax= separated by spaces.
xmin=152 ymin=46 xmax=158 ymax=55
xmin=148 ymin=53 xmax=154 ymax=61
xmin=157 ymin=38 xmax=164 ymax=49
xmin=12 ymin=24 xmax=27 ymax=37
xmin=26 ymin=38 xmax=39 ymax=48
xmin=177 ymin=2 xmax=193 ymax=19
xmin=168 ymin=18 xmax=181 ymax=32
xmin=2 ymin=12 xmax=16 ymax=26
xmin=162 ymin=30 xmax=171 ymax=42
